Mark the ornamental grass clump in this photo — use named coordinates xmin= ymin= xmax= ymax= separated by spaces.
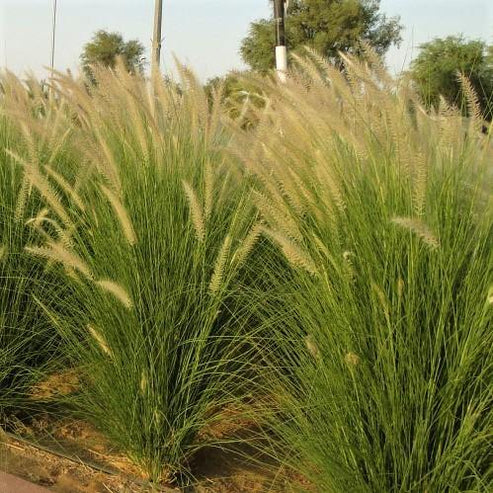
xmin=21 ymin=66 xmax=261 ymax=483
xmin=0 ymin=76 xmax=75 ymax=418
xmin=238 ymin=52 xmax=493 ymax=492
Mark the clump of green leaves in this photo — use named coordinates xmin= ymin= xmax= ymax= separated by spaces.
xmin=240 ymin=54 xmax=493 ymax=492
xmin=80 ymin=30 xmax=146 ymax=82
xmin=22 ymin=66 xmax=260 ymax=483
xmin=410 ymin=35 xmax=493 ymax=120
xmin=241 ymin=0 xmax=402 ymax=72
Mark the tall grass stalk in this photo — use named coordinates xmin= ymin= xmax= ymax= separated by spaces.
xmin=239 ymin=53 xmax=493 ymax=492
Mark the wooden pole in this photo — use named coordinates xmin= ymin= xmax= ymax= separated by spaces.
xmin=152 ymin=0 xmax=163 ymax=80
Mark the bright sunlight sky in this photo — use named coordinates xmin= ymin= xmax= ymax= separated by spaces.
xmin=1 ymin=0 xmax=492 ymax=81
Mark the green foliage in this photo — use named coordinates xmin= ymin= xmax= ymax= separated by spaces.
xmin=80 ymin=30 xmax=145 ymax=81
xmin=19 ymin=67 xmax=260 ymax=484
xmin=0 ymin=77 xmax=74 ymax=418
xmin=410 ymin=35 xmax=493 ymax=120
xmin=237 ymin=55 xmax=493 ymax=492
xmin=1 ymin=52 xmax=493 ymax=492
xmin=241 ymin=0 xmax=402 ymax=72
xmin=204 ymin=71 xmax=266 ymax=127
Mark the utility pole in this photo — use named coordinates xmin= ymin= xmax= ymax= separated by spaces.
xmin=152 ymin=0 xmax=163 ymax=80
xmin=274 ymin=0 xmax=288 ymax=82
xmin=50 ymin=0 xmax=58 ymax=72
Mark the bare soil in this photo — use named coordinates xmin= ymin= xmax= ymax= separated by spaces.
xmin=0 ymin=371 xmax=305 ymax=492
xmin=0 ymin=415 xmax=302 ymax=493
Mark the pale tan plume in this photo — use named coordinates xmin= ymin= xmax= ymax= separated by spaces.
xmin=26 ymin=241 xmax=92 ymax=279
xmin=100 ymin=185 xmax=137 ymax=246
xmin=88 ymin=325 xmax=112 ymax=357
xmin=96 ymin=279 xmax=133 ymax=309
xmin=392 ymin=217 xmax=440 ymax=250
xmin=209 ymin=235 xmax=232 ymax=294
xmin=44 ymin=165 xmax=86 ymax=212
xmin=233 ymin=221 xmax=263 ymax=268
xmin=264 ymin=228 xmax=318 ymax=275
xmin=183 ymin=180 xmax=206 ymax=242
xmin=7 ymin=150 xmax=72 ymax=227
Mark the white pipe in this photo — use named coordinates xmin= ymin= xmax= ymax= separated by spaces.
xmin=275 ymin=45 xmax=287 ymax=83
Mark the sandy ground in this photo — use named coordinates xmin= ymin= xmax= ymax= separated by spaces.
xmin=0 ymin=421 xmax=301 ymax=493
xmin=0 ymin=371 xmax=305 ymax=492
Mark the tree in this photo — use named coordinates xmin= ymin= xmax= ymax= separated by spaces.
xmin=80 ymin=30 xmax=146 ymax=80
xmin=204 ymin=72 xmax=265 ymax=127
xmin=240 ymin=0 xmax=402 ymax=72
xmin=410 ymin=35 xmax=493 ymax=120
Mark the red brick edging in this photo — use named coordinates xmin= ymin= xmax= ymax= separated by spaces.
xmin=0 ymin=472 xmax=50 ymax=493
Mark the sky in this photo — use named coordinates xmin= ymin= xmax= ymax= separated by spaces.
xmin=0 ymin=0 xmax=492 ymax=81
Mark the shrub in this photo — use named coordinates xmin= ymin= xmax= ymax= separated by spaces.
xmin=22 ymin=66 xmax=261 ymax=483
xmin=239 ymin=53 xmax=493 ymax=492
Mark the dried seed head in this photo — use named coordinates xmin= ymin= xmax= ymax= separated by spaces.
xmin=233 ymin=222 xmax=263 ymax=267
xmin=183 ymin=180 xmax=205 ymax=242
xmin=140 ymin=371 xmax=148 ymax=394
xmin=26 ymin=242 xmax=92 ymax=279
xmin=397 ymin=278 xmax=405 ymax=299
xmin=88 ymin=325 xmax=112 ymax=357
xmin=345 ymin=352 xmax=360 ymax=367
xmin=487 ymin=286 xmax=493 ymax=306
xmin=153 ymin=409 xmax=161 ymax=426
xmin=0 ymin=245 xmax=7 ymax=261
xmin=342 ymin=251 xmax=353 ymax=261
xmin=96 ymin=279 xmax=133 ymax=309
xmin=100 ymin=185 xmax=137 ymax=246
xmin=209 ymin=235 xmax=232 ymax=294
xmin=391 ymin=216 xmax=440 ymax=250
xmin=305 ymin=334 xmax=320 ymax=359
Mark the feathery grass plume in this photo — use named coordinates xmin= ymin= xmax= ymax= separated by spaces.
xmin=397 ymin=278 xmax=405 ymax=300
xmin=264 ymin=228 xmax=317 ymax=275
xmin=182 ymin=180 xmax=206 ymax=242
xmin=26 ymin=242 xmax=92 ymax=279
xmin=487 ymin=286 xmax=493 ymax=306
xmin=0 ymin=245 xmax=7 ymax=261
xmin=253 ymin=190 xmax=303 ymax=243
xmin=14 ymin=176 xmax=31 ymax=222
xmin=140 ymin=371 xmax=148 ymax=395
xmin=232 ymin=221 xmax=263 ymax=268
xmin=457 ymin=72 xmax=484 ymax=133
xmin=392 ymin=216 xmax=440 ymax=250
xmin=209 ymin=235 xmax=232 ymax=294
xmin=100 ymin=184 xmax=136 ymax=246
xmin=8 ymin=150 xmax=73 ymax=227
xmin=26 ymin=214 xmax=74 ymax=249
xmin=344 ymin=352 xmax=360 ymax=367
xmin=96 ymin=279 xmax=133 ymax=309
xmin=87 ymin=325 xmax=112 ymax=357
xmin=305 ymin=334 xmax=320 ymax=359
xmin=44 ymin=165 xmax=86 ymax=212
xmin=412 ymin=151 xmax=428 ymax=217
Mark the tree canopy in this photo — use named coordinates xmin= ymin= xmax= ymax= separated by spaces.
xmin=80 ymin=30 xmax=145 ymax=80
xmin=240 ymin=0 xmax=402 ymax=72
xmin=409 ymin=35 xmax=493 ymax=120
